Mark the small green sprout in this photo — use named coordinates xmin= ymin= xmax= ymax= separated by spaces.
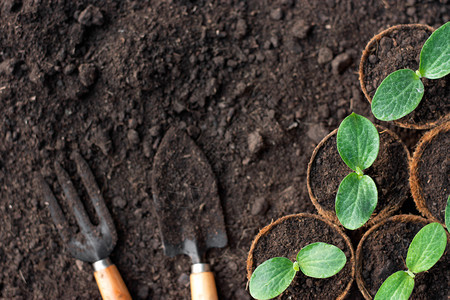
xmin=336 ymin=113 xmax=379 ymax=230
xmin=446 ymin=195 xmax=450 ymax=231
xmin=375 ymin=223 xmax=447 ymax=300
xmin=249 ymin=242 xmax=346 ymax=300
xmin=371 ymin=22 xmax=450 ymax=121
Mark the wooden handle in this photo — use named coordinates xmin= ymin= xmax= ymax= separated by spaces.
xmin=190 ymin=271 xmax=219 ymax=300
xmin=94 ymin=264 xmax=132 ymax=300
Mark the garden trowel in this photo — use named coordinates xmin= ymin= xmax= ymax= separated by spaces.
xmin=152 ymin=127 xmax=228 ymax=300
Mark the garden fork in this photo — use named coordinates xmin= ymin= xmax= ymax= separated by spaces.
xmin=39 ymin=152 xmax=131 ymax=300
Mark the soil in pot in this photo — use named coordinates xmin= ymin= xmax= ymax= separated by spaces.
xmin=307 ymin=126 xmax=410 ymax=228
xmin=356 ymin=215 xmax=449 ymax=299
xmin=247 ymin=213 xmax=355 ymax=299
xmin=410 ymin=122 xmax=450 ymax=225
xmin=360 ymin=24 xmax=450 ymax=129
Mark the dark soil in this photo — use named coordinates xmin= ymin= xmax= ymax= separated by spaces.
xmin=360 ymin=217 xmax=450 ymax=299
xmin=151 ymin=127 xmax=227 ymax=261
xmin=308 ymin=127 xmax=410 ymax=226
xmin=0 ymin=0 xmax=449 ymax=299
xmin=417 ymin=128 xmax=450 ymax=223
xmin=249 ymin=215 xmax=353 ymax=299
xmin=361 ymin=25 xmax=450 ymax=127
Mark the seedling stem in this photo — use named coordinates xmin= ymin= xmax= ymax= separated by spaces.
xmin=355 ymin=167 xmax=364 ymax=177
xmin=415 ymin=70 xmax=422 ymax=79
xmin=406 ymin=269 xmax=415 ymax=279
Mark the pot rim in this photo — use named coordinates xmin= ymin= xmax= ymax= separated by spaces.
xmin=306 ymin=124 xmax=410 ymax=228
xmin=246 ymin=212 xmax=355 ymax=300
xmin=410 ymin=121 xmax=450 ymax=226
xmin=358 ymin=23 xmax=449 ymax=130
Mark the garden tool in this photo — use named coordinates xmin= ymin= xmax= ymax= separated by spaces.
xmin=39 ymin=152 xmax=131 ymax=300
xmin=152 ymin=127 xmax=228 ymax=300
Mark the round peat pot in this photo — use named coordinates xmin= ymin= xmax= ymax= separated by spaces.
xmin=410 ymin=121 xmax=450 ymax=226
xmin=356 ymin=215 xmax=450 ymax=299
xmin=247 ymin=213 xmax=355 ymax=299
xmin=359 ymin=24 xmax=450 ymax=129
xmin=307 ymin=125 xmax=410 ymax=228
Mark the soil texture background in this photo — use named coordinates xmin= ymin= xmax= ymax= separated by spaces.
xmin=0 ymin=0 xmax=449 ymax=299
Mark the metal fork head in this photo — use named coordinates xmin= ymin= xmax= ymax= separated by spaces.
xmin=39 ymin=152 xmax=118 ymax=263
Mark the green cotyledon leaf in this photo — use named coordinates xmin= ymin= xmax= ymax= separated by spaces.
xmin=371 ymin=69 xmax=424 ymax=121
xmin=336 ymin=173 xmax=377 ymax=230
xmin=337 ymin=113 xmax=379 ymax=172
xmin=406 ymin=222 xmax=447 ymax=274
xmin=419 ymin=22 xmax=450 ymax=79
xmin=374 ymin=271 xmax=415 ymax=300
xmin=296 ymin=242 xmax=346 ymax=278
xmin=249 ymin=257 xmax=296 ymax=300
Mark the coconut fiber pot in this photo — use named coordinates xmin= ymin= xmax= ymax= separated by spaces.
xmin=359 ymin=24 xmax=450 ymax=129
xmin=410 ymin=121 xmax=450 ymax=227
xmin=356 ymin=214 xmax=449 ymax=300
xmin=247 ymin=213 xmax=355 ymax=299
xmin=307 ymin=125 xmax=410 ymax=228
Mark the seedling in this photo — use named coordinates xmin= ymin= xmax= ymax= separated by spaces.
xmin=249 ymin=242 xmax=346 ymax=300
xmin=374 ymin=222 xmax=447 ymax=300
xmin=336 ymin=113 xmax=379 ymax=230
xmin=371 ymin=22 xmax=450 ymax=121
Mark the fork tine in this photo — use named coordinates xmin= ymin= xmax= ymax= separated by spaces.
xmin=71 ymin=152 xmax=117 ymax=243
xmin=54 ymin=160 xmax=96 ymax=236
xmin=38 ymin=175 xmax=71 ymax=243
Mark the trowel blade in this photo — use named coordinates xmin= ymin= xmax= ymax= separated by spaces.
xmin=151 ymin=127 xmax=227 ymax=264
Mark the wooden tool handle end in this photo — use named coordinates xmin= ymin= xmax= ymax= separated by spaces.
xmin=94 ymin=264 xmax=132 ymax=300
xmin=190 ymin=271 xmax=219 ymax=300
